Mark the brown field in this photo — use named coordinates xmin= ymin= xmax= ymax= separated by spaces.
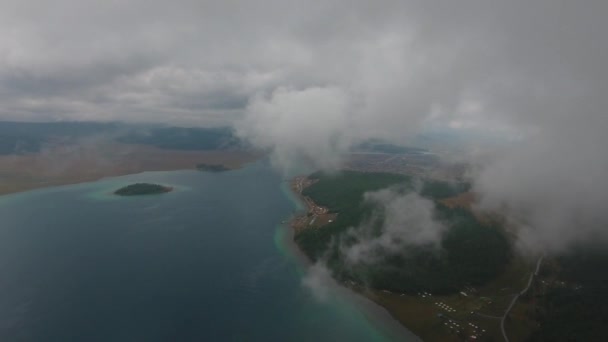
xmin=439 ymin=191 xmax=476 ymax=209
xmin=439 ymin=192 xmax=500 ymax=225
xmin=0 ymin=142 xmax=260 ymax=195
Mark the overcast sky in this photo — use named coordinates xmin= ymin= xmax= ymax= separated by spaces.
xmin=2 ymin=0 xmax=607 ymax=253
xmin=3 ymin=1 xmax=602 ymax=130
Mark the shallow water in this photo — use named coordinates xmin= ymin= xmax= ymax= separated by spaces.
xmin=0 ymin=161 xmax=418 ymax=341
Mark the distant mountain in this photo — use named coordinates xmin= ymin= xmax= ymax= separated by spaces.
xmin=353 ymin=140 xmax=429 ymax=154
xmin=117 ymin=126 xmax=243 ymax=150
xmin=0 ymin=121 xmax=246 ymax=155
xmin=0 ymin=121 xmax=118 ymax=155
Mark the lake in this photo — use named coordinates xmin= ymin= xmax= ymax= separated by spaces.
xmin=0 ymin=161 xmax=418 ymax=341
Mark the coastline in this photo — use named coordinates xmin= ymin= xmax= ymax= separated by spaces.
xmin=283 ymin=173 xmax=533 ymax=342
xmin=277 ymin=180 xmax=309 ymax=266
xmin=1 ymin=170 xmax=207 ymax=197
xmin=0 ymin=146 xmax=260 ymax=196
xmin=0 ymin=162 xmax=417 ymax=341
xmin=281 ymin=176 xmax=421 ymax=342
xmin=0 ymin=160 xmax=420 ymax=340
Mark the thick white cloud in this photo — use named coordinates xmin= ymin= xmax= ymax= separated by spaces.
xmin=237 ymin=86 xmax=353 ymax=172
xmin=342 ymin=190 xmax=445 ymax=265
xmin=301 ymin=262 xmax=338 ymax=302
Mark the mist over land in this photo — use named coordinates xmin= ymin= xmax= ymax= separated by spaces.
xmin=2 ymin=0 xmax=606 ymax=253
xmin=0 ymin=122 xmax=257 ymax=195
xmin=1 ymin=1 xmax=608 ymax=341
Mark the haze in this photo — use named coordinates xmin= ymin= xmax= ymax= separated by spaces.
xmin=1 ymin=0 xmax=607 ymax=253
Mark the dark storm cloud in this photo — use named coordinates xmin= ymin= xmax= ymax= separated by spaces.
xmin=1 ymin=0 xmax=607 ymax=252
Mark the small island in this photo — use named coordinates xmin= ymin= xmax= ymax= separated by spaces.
xmin=196 ymin=163 xmax=230 ymax=172
xmin=114 ymin=183 xmax=173 ymax=196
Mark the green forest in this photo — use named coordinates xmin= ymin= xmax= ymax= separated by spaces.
xmin=295 ymin=171 xmax=510 ymax=294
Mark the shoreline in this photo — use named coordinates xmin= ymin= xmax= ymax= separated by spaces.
xmin=0 ymin=143 xmax=260 ymax=196
xmin=1 ymin=170 xmax=195 ymax=197
xmin=282 ymin=176 xmax=421 ymax=342
xmin=1 ymin=161 xmax=419 ymax=340
xmin=284 ymin=173 xmax=536 ymax=342
xmin=0 ymin=149 xmax=260 ymax=197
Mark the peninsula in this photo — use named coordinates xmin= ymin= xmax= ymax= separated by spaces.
xmin=288 ymin=154 xmax=607 ymax=341
xmin=114 ymin=183 xmax=172 ymax=196
xmin=288 ymin=171 xmax=543 ymax=342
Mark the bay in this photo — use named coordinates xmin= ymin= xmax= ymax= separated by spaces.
xmin=0 ymin=161 xmax=418 ymax=341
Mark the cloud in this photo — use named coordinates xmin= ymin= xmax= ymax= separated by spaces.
xmin=474 ymin=130 xmax=608 ymax=254
xmin=341 ymin=189 xmax=445 ymax=265
xmin=1 ymin=0 xmax=607 ymax=253
xmin=301 ymin=189 xmax=446 ymax=296
xmin=301 ymin=262 xmax=337 ymax=302
xmin=236 ymin=86 xmax=354 ymax=172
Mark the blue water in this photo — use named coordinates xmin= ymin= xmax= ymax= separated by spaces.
xmin=0 ymin=161 xmax=418 ymax=341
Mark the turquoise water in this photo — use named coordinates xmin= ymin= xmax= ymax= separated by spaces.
xmin=0 ymin=161 xmax=418 ymax=341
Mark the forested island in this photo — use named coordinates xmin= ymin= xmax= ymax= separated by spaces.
xmin=196 ymin=163 xmax=230 ymax=172
xmin=114 ymin=183 xmax=172 ymax=196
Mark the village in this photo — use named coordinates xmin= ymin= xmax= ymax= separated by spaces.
xmin=289 ymin=176 xmax=338 ymax=234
